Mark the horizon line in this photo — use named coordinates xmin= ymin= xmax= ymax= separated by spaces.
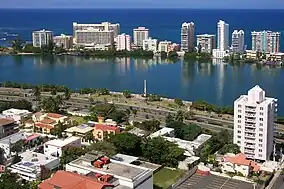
xmin=1 ymin=8 xmax=284 ymax=10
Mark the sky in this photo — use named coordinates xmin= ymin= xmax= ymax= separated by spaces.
xmin=1 ymin=0 xmax=284 ymax=9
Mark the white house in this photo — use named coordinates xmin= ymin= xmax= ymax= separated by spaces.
xmin=143 ymin=37 xmax=158 ymax=52
xmin=9 ymin=151 xmax=59 ymax=181
xmin=2 ymin=108 xmax=31 ymax=124
xmin=44 ymin=136 xmax=81 ymax=157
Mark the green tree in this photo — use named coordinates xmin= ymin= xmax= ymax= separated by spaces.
xmin=122 ymin=90 xmax=131 ymax=98
xmin=11 ymin=38 xmax=24 ymax=52
xmin=33 ymin=86 xmax=41 ymax=101
xmin=174 ymin=98 xmax=184 ymax=107
xmin=218 ymin=144 xmax=240 ymax=155
xmin=165 ymin=113 xmax=174 ymax=125
xmin=133 ymin=120 xmax=160 ymax=132
xmin=142 ymin=137 xmax=185 ymax=167
xmin=0 ymin=170 xmax=30 ymax=189
xmin=40 ymin=95 xmax=63 ymax=113
xmin=64 ymin=87 xmax=71 ymax=100
xmin=30 ymin=180 xmax=41 ymax=189
xmin=91 ymin=103 xmax=115 ymax=117
xmin=109 ymin=133 xmax=142 ymax=156
xmin=60 ymin=146 xmax=86 ymax=167
xmin=198 ymin=43 xmax=202 ymax=54
xmin=175 ymin=110 xmax=184 ymax=123
xmin=51 ymin=86 xmax=57 ymax=95
xmin=108 ymin=110 xmax=128 ymax=124
xmin=84 ymin=132 xmax=94 ymax=143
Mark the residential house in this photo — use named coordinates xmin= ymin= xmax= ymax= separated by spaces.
xmin=39 ymin=170 xmax=114 ymax=189
xmin=64 ymin=123 xmax=94 ymax=144
xmin=93 ymin=124 xmax=120 ymax=141
xmin=221 ymin=153 xmax=260 ymax=177
xmin=2 ymin=108 xmax=32 ymax=124
xmin=0 ymin=118 xmax=19 ymax=139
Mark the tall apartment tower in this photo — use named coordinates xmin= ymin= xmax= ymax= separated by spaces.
xmin=32 ymin=29 xmax=53 ymax=48
xmin=231 ymin=30 xmax=245 ymax=53
xmin=196 ymin=34 xmax=216 ymax=53
xmin=251 ymin=31 xmax=280 ymax=53
xmin=234 ymin=85 xmax=277 ymax=161
xmin=116 ymin=33 xmax=131 ymax=51
xmin=217 ymin=20 xmax=229 ymax=51
xmin=180 ymin=22 xmax=195 ymax=52
xmin=133 ymin=27 xmax=149 ymax=47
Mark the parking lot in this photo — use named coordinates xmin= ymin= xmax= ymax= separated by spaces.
xmin=175 ymin=173 xmax=259 ymax=189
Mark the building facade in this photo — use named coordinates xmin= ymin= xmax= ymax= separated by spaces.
xmin=133 ymin=27 xmax=149 ymax=47
xmin=251 ymin=31 xmax=280 ymax=53
xmin=75 ymin=29 xmax=114 ymax=47
xmin=53 ymin=34 xmax=73 ymax=49
xmin=217 ymin=20 xmax=229 ymax=51
xmin=196 ymin=34 xmax=216 ymax=53
xmin=142 ymin=37 xmax=158 ymax=52
xmin=32 ymin=29 xmax=53 ymax=48
xmin=73 ymin=22 xmax=120 ymax=41
xmin=231 ymin=30 xmax=245 ymax=53
xmin=233 ymin=85 xmax=277 ymax=161
xmin=2 ymin=108 xmax=31 ymax=124
xmin=158 ymin=41 xmax=172 ymax=53
xmin=116 ymin=33 xmax=131 ymax=51
xmin=180 ymin=22 xmax=195 ymax=52
xmin=0 ymin=118 xmax=19 ymax=139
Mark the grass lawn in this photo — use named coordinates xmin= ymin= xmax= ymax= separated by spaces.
xmin=153 ymin=168 xmax=185 ymax=189
xmin=71 ymin=116 xmax=85 ymax=125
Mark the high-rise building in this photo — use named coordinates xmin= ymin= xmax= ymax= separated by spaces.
xmin=116 ymin=33 xmax=131 ymax=51
xmin=158 ymin=40 xmax=172 ymax=53
xmin=251 ymin=31 xmax=280 ymax=53
xmin=32 ymin=29 xmax=53 ymax=48
xmin=75 ymin=29 xmax=114 ymax=46
xmin=133 ymin=27 xmax=149 ymax=47
xmin=233 ymin=85 xmax=277 ymax=161
xmin=217 ymin=20 xmax=229 ymax=51
xmin=53 ymin=34 xmax=73 ymax=49
xmin=196 ymin=34 xmax=216 ymax=53
xmin=73 ymin=22 xmax=120 ymax=43
xmin=231 ymin=30 xmax=245 ymax=53
xmin=142 ymin=37 xmax=158 ymax=52
xmin=180 ymin=22 xmax=195 ymax=52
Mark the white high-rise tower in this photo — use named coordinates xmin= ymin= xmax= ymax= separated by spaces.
xmin=180 ymin=22 xmax=195 ymax=52
xmin=217 ymin=20 xmax=229 ymax=51
xmin=231 ymin=30 xmax=245 ymax=53
xmin=233 ymin=85 xmax=277 ymax=161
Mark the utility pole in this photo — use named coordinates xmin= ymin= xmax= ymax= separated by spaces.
xmin=144 ymin=80 xmax=147 ymax=97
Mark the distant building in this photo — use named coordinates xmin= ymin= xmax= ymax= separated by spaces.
xmin=75 ymin=28 xmax=114 ymax=47
xmin=233 ymin=85 xmax=277 ymax=161
xmin=116 ymin=33 xmax=131 ymax=51
xmin=73 ymin=22 xmax=120 ymax=42
xmin=2 ymin=108 xmax=31 ymax=124
xmin=32 ymin=29 xmax=53 ymax=48
xmin=180 ymin=22 xmax=195 ymax=52
xmin=0 ymin=132 xmax=26 ymax=158
xmin=231 ymin=30 xmax=245 ymax=53
xmin=212 ymin=49 xmax=229 ymax=59
xmin=64 ymin=123 xmax=94 ymax=144
xmin=142 ymin=37 xmax=158 ymax=52
xmin=133 ymin=27 xmax=149 ymax=47
xmin=53 ymin=34 xmax=73 ymax=49
xmin=39 ymin=170 xmax=114 ymax=189
xmin=9 ymin=151 xmax=60 ymax=181
xmin=217 ymin=20 xmax=229 ymax=51
xmin=196 ymin=34 xmax=216 ymax=53
xmin=65 ymin=151 xmax=153 ymax=189
xmin=158 ymin=40 xmax=172 ymax=53
xmin=44 ymin=136 xmax=81 ymax=157
xmin=251 ymin=31 xmax=280 ymax=53
xmin=0 ymin=118 xmax=19 ymax=139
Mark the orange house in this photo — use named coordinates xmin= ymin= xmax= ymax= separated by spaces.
xmin=93 ymin=124 xmax=120 ymax=141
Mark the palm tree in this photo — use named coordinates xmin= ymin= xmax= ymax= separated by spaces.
xmin=11 ymin=38 xmax=24 ymax=52
xmin=64 ymin=88 xmax=71 ymax=100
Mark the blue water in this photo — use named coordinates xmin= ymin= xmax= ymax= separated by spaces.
xmin=0 ymin=9 xmax=284 ymax=50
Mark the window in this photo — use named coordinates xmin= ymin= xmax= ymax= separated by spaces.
xmin=259 ymin=139 xmax=263 ymax=142
xmin=259 ymin=144 xmax=263 ymax=147
xmin=238 ymin=120 xmax=241 ymax=123
xmin=260 ymin=123 xmax=263 ymax=126
xmin=238 ymin=115 xmax=241 ymax=118
xmin=260 ymin=107 xmax=263 ymax=110
xmin=238 ymin=136 xmax=241 ymax=139
xmin=260 ymin=112 xmax=263 ymax=116
xmin=259 ymin=154 xmax=262 ymax=157
xmin=260 ymin=118 xmax=263 ymax=121
xmin=238 ymin=110 xmax=242 ymax=113
xmin=259 ymin=149 xmax=262 ymax=152
xmin=260 ymin=128 xmax=263 ymax=131
xmin=238 ymin=105 xmax=242 ymax=108
xmin=238 ymin=125 xmax=241 ymax=128
xmin=238 ymin=130 xmax=241 ymax=134
xmin=237 ymin=141 xmax=241 ymax=144
xmin=259 ymin=134 xmax=263 ymax=137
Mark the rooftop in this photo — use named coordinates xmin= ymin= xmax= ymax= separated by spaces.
xmin=2 ymin=108 xmax=31 ymax=116
xmin=47 ymin=113 xmax=64 ymax=119
xmin=35 ymin=122 xmax=54 ymax=130
xmin=223 ymin=153 xmax=260 ymax=172
xmin=40 ymin=118 xmax=56 ymax=124
xmin=0 ymin=131 xmax=26 ymax=145
xmin=19 ymin=151 xmax=59 ymax=166
xmin=0 ymin=118 xmax=15 ymax=126
xmin=95 ymin=124 xmax=120 ymax=132
xmin=25 ymin=133 xmax=41 ymax=142
xmin=196 ymin=34 xmax=216 ymax=37
xmin=45 ymin=136 xmax=80 ymax=148
xmin=69 ymin=152 xmax=152 ymax=180
xmin=39 ymin=171 xmax=113 ymax=189
xmin=111 ymin=154 xmax=139 ymax=164
xmin=65 ymin=124 xmax=93 ymax=134
xmin=128 ymin=127 xmax=148 ymax=137
xmin=149 ymin=127 xmax=174 ymax=138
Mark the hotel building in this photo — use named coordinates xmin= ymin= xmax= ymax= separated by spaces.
xmin=116 ymin=33 xmax=131 ymax=51
xmin=231 ymin=30 xmax=245 ymax=53
xmin=53 ymin=34 xmax=73 ymax=49
xmin=133 ymin=27 xmax=149 ymax=47
xmin=196 ymin=34 xmax=216 ymax=53
xmin=142 ymin=37 xmax=158 ymax=52
xmin=180 ymin=22 xmax=195 ymax=52
xmin=32 ymin=29 xmax=53 ymax=48
xmin=233 ymin=85 xmax=277 ymax=161
xmin=213 ymin=20 xmax=229 ymax=58
xmin=251 ymin=31 xmax=280 ymax=53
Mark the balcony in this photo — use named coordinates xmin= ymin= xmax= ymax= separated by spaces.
xmin=245 ymin=107 xmax=256 ymax=112
xmin=245 ymin=112 xmax=256 ymax=117
xmin=245 ymin=143 xmax=255 ymax=148
xmin=245 ymin=123 xmax=256 ymax=128
xmin=244 ymin=148 xmax=255 ymax=154
xmin=245 ymin=133 xmax=256 ymax=138
xmin=245 ymin=119 xmax=256 ymax=124
xmin=245 ymin=129 xmax=256 ymax=133
xmin=245 ymin=138 xmax=255 ymax=143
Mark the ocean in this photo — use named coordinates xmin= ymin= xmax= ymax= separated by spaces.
xmin=0 ymin=9 xmax=284 ymax=50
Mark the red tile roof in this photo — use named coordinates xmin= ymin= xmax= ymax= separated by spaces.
xmin=35 ymin=123 xmax=54 ymax=130
xmin=95 ymin=124 xmax=120 ymax=132
xmin=25 ymin=134 xmax=41 ymax=142
xmin=40 ymin=118 xmax=56 ymax=124
xmin=39 ymin=171 xmax=113 ymax=189
xmin=224 ymin=153 xmax=260 ymax=172
xmin=0 ymin=118 xmax=15 ymax=126
xmin=47 ymin=113 xmax=64 ymax=119
xmin=24 ymin=119 xmax=34 ymax=124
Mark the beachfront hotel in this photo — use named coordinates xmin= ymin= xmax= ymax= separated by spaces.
xmin=32 ymin=29 xmax=53 ymax=48
xmin=180 ymin=22 xmax=195 ymax=52
xmin=133 ymin=27 xmax=149 ymax=47
xmin=213 ymin=20 xmax=229 ymax=58
xmin=233 ymin=85 xmax=277 ymax=161
xmin=251 ymin=30 xmax=280 ymax=53
xmin=231 ymin=30 xmax=245 ymax=53
xmin=196 ymin=34 xmax=216 ymax=53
